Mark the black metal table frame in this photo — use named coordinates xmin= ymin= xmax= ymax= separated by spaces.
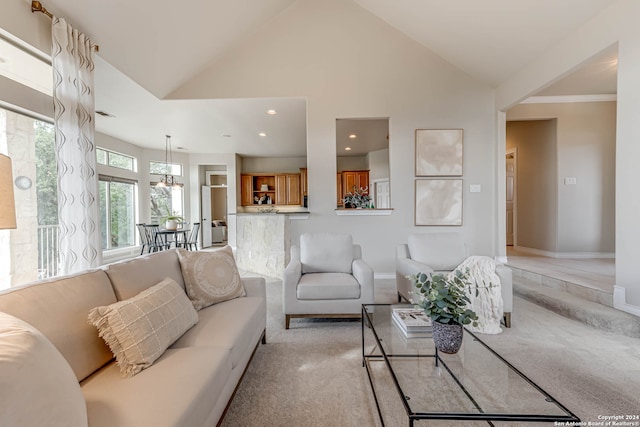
xmin=361 ymin=304 xmax=581 ymax=427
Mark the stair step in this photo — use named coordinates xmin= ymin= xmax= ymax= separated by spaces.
xmin=514 ymin=278 xmax=640 ymax=339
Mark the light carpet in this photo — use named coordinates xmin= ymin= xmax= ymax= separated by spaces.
xmin=221 ymin=276 xmax=640 ymax=426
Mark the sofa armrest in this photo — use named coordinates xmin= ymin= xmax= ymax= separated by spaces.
xmin=242 ymin=276 xmax=266 ymax=299
xmin=282 ymin=256 xmax=302 ymax=314
xmin=352 ymin=259 xmax=374 ymax=303
xmin=395 ymin=257 xmax=434 ymax=302
xmin=496 ymin=264 xmax=513 ymax=313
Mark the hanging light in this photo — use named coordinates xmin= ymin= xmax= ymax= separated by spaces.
xmin=156 ymin=135 xmax=180 ymax=188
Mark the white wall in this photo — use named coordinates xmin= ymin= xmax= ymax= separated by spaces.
xmin=171 ymin=0 xmax=497 ymax=274
xmin=507 ymin=102 xmax=616 ymax=255
xmin=241 ymin=156 xmax=307 ymax=174
xmin=337 ymin=155 xmax=368 ymax=171
xmin=367 ymin=148 xmax=390 ymax=182
xmin=497 ymin=0 xmax=640 ymax=311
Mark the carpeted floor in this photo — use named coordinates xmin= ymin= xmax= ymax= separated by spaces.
xmin=221 ymin=276 xmax=640 ymax=426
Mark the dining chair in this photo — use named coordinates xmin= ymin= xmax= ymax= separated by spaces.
xmin=136 ymin=223 xmax=149 ymax=255
xmin=180 ymin=222 xmax=200 ymax=251
xmin=143 ymin=224 xmax=167 ymax=252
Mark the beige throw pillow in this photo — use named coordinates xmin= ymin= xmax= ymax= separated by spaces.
xmin=177 ymin=246 xmax=246 ymax=310
xmin=0 ymin=311 xmax=88 ymax=427
xmin=88 ymin=278 xmax=198 ymax=378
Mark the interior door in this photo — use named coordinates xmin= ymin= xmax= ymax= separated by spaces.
xmin=506 ymin=152 xmax=515 ymax=246
xmin=374 ymin=179 xmax=390 ymax=208
xmin=201 ymin=186 xmax=212 ymax=248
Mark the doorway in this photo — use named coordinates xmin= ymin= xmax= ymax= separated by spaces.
xmin=201 ymin=171 xmax=228 ymax=248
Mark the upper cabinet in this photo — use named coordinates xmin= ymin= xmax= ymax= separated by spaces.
xmin=241 ymin=173 xmax=303 ymax=206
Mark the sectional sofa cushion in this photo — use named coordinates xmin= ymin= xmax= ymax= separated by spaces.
xmin=177 ymin=246 xmax=245 ymax=310
xmin=0 ymin=311 xmax=88 ymax=427
xmin=89 ymin=278 xmax=198 ymax=377
xmin=0 ymin=270 xmax=117 ymax=381
xmin=172 ymin=295 xmax=267 ymax=369
xmin=300 ymin=233 xmax=354 ymax=274
xmin=81 ymin=346 xmax=231 ymax=427
xmin=104 ymin=249 xmax=186 ymax=301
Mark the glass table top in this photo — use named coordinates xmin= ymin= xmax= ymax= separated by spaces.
xmin=362 ymin=304 xmax=580 ymax=424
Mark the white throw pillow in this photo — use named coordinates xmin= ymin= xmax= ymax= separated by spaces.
xmin=0 ymin=311 xmax=88 ymax=427
xmin=177 ymin=246 xmax=246 ymax=310
xmin=88 ymin=277 xmax=198 ymax=377
xmin=300 ymin=233 xmax=354 ymax=274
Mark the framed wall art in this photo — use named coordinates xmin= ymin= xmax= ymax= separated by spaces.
xmin=415 ymin=179 xmax=462 ymax=226
xmin=415 ymin=129 xmax=463 ymax=176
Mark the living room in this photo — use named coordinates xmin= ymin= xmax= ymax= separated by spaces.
xmin=1 ymin=0 xmax=640 ymax=426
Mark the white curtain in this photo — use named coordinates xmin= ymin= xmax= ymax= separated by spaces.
xmin=52 ymin=17 xmax=102 ymax=274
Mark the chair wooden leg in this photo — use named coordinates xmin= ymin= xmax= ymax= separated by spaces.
xmin=285 ymin=315 xmax=291 ymax=330
xmin=503 ymin=312 xmax=511 ymax=328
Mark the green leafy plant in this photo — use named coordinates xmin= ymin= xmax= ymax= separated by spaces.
xmin=162 ymin=211 xmax=184 ymax=224
xmin=342 ymin=186 xmax=372 ymax=208
xmin=411 ymin=269 xmax=479 ymax=326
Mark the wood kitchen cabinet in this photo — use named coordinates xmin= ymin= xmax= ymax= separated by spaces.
xmin=241 ymin=173 xmax=302 ymax=206
xmin=337 ymin=170 xmax=369 ymax=207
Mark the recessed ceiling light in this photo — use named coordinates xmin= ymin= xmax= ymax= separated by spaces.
xmin=348 ymin=134 xmax=357 ymax=139
xmin=266 ymin=109 xmax=277 ymax=115
xmin=259 ymin=132 xmax=267 ymax=137
xmin=222 ymin=134 xmax=232 ymax=138
xmin=345 ymin=147 xmax=352 ymax=151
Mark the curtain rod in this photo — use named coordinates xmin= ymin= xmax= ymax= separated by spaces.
xmin=31 ymin=1 xmax=100 ymax=52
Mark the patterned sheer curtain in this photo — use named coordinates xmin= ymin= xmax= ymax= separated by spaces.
xmin=52 ymin=17 xmax=102 ymax=274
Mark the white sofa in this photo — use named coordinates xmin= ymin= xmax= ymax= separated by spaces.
xmin=283 ymin=233 xmax=374 ymax=329
xmin=396 ymin=233 xmax=513 ymax=327
xmin=0 ymin=249 xmax=266 ymax=427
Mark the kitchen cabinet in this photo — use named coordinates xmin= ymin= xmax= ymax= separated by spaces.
xmin=241 ymin=173 xmax=302 ymax=206
xmin=337 ymin=170 xmax=369 ymax=207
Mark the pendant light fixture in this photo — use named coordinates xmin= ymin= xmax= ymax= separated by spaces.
xmin=156 ymin=135 xmax=180 ymax=188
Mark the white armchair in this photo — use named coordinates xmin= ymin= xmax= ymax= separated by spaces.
xmin=283 ymin=233 xmax=374 ymax=329
xmin=396 ymin=233 xmax=513 ymax=327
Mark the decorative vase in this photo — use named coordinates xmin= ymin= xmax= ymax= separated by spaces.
xmin=432 ymin=321 xmax=463 ymax=354
xmin=165 ymin=219 xmax=178 ymax=231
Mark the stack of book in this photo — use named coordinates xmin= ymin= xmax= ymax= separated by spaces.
xmin=392 ymin=307 xmax=432 ymax=338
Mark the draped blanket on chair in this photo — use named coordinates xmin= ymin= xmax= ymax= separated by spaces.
xmin=448 ymin=255 xmax=503 ymax=335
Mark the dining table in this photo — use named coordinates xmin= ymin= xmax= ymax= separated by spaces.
xmin=155 ymin=228 xmax=190 ymax=249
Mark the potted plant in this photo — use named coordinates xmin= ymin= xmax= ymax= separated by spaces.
xmin=342 ymin=186 xmax=372 ymax=209
xmin=162 ymin=213 xmax=184 ymax=231
xmin=411 ymin=269 xmax=478 ymax=354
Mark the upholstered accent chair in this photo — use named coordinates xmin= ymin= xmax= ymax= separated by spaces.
xmin=283 ymin=233 xmax=374 ymax=329
xmin=396 ymin=233 xmax=513 ymax=327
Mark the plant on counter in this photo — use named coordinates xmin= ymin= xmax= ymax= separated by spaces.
xmin=342 ymin=186 xmax=372 ymax=209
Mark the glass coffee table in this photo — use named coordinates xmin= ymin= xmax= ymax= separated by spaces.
xmin=361 ymin=304 xmax=580 ymax=426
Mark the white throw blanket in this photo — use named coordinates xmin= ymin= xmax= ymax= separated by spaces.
xmin=448 ymin=255 xmax=503 ymax=335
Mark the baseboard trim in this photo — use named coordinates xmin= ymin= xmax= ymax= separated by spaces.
xmin=374 ymin=273 xmax=395 ymax=280
xmin=613 ymin=286 xmax=640 ymax=317
xmin=513 ymin=246 xmax=615 ymax=259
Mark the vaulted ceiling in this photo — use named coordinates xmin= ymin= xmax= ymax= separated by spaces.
xmin=38 ymin=0 xmax=618 ymax=155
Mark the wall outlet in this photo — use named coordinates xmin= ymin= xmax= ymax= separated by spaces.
xmin=564 ymin=177 xmax=577 ymax=185
xmin=469 ymin=184 xmax=482 ymax=193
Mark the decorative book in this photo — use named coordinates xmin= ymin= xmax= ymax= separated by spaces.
xmin=392 ymin=308 xmax=432 ymax=338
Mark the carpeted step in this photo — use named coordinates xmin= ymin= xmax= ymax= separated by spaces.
xmin=514 ymin=278 xmax=640 ymax=339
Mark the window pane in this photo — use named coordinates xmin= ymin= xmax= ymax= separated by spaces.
xmin=109 ymin=182 xmax=135 ymax=248
xmin=150 ymin=186 xmax=183 ymax=224
xmin=149 ymin=161 xmax=182 ymax=176
xmin=99 ymin=181 xmax=108 ymax=250
xmin=35 ymin=121 xmax=58 ymax=225
xmin=107 ymin=152 xmax=134 ymax=171
xmin=96 ymin=148 xmax=107 ymax=165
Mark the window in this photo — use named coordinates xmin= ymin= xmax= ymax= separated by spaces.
xmin=149 ymin=161 xmax=182 ymax=176
xmin=150 ymin=185 xmax=183 ymax=224
xmin=96 ymin=148 xmax=136 ymax=172
xmin=99 ymin=175 xmax=137 ymax=250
